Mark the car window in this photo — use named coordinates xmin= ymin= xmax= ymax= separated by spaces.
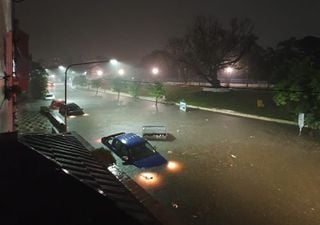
xmin=120 ymin=145 xmax=128 ymax=157
xmin=129 ymin=141 xmax=156 ymax=161
xmin=113 ymin=139 xmax=123 ymax=151
xmin=68 ymin=104 xmax=80 ymax=111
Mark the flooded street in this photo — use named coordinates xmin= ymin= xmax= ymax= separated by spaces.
xmin=60 ymin=87 xmax=320 ymax=225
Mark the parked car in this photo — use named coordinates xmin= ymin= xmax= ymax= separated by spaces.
xmin=49 ymin=99 xmax=65 ymax=110
xmin=101 ymin=132 xmax=167 ymax=168
xmin=44 ymin=93 xmax=55 ymax=100
xmin=59 ymin=102 xmax=84 ymax=116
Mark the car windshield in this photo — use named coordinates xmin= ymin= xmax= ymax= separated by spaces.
xmin=68 ymin=104 xmax=80 ymax=111
xmin=129 ymin=141 xmax=156 ymax=161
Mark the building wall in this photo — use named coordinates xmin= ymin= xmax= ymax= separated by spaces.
xmin=0 ymin=0 xmax=13 ymax=132
xmin=15 ymin=26 xmax=30 ymax=92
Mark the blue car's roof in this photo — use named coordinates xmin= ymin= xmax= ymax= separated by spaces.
xmin=116 ymin=133 xmax=145 ymax=147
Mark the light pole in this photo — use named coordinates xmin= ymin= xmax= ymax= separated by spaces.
xmin=110 ymin=59 xmax=118 ymax=65
xmin=224 ymin=66 xmax=234 ymax=88
xmin=64 ymin=59 xmax=111 ymax=132
xmin=151 ymin=67 xmax=159 ymax=75
xmin=118 ymin=68 xmax=125 ymax=76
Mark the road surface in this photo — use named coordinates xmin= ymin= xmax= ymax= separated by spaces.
xmin=47 ymin=84 xmax=320 ymax=225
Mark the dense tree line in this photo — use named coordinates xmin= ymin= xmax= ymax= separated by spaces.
xmin=140 ymin=15 xmax=320 ymax=130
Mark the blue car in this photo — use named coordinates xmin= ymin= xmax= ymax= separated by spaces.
xmin=101 ymin=132 xmax=168 ymax=168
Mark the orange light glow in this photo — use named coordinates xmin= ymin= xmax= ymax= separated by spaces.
xmin=95 ymin=138 xmax=101 ymax=143
xmin=167 ymin=161 xmax=182 ymax=173
xmin=136 ymin=172 xmax=161 ymax=188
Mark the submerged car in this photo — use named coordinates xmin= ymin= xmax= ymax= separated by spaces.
xmin=44 ymin=93 xmax=55 ymax=100
xmin=59 ymin=102 xmax=84 ymax=116
xmin=101 ymin=132 xmax=167 ymax=168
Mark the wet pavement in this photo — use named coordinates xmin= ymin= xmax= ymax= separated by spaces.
xmin=16 ymin=99 xmax=52 ymax=133
xmin=30 ymin=85 xmax=320 ymax=225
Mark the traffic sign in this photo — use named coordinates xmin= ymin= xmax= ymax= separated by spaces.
xmin=298 ymin=113 xmax=304 ymax=135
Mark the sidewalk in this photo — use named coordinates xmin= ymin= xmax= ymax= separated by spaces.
xmin=16 ymin=100 xmax=53 ymax=133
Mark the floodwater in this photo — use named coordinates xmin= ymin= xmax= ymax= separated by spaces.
xmin=61 ymin=87 xmax=320 ymax=225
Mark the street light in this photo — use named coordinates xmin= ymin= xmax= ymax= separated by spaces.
xmin=151 ymin=67 xmax=159 ymax=75
xmin=224 ymin=66 xmax=234 ymax=88
xmin=64 ymin=59 xmax=111 ymax=132
xmin=118 ymin=68 xmax=125 ymax=76
xmin=110 ymin=59 xmax=118 ymax=65
xmin=225 ymin=67 xmax=234 ymax=74
xmin=96 ymin=69 xmax=103 ymax=76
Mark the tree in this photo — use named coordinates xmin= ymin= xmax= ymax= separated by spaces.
xmin=128 ymin=81 xmax=141 ymax=99
xmin=239 ymin=44 xmax=273 ymax=85
xmin=148 ymin=82 xmax=166 ymax=107
xmin=271 ymin=36 xmax=320 ymax=83
xmin=273 ymin=57 xmax=320 ymax=130
xmin=29 ymin=62 xmax=48 ymax=99
xmin=91 ymin=79 xmax=103 ymax=96
xmin=167 ymin=16 xmax=256 ymax=87
xmin=111 ymin=78 xmax=126 ymax=102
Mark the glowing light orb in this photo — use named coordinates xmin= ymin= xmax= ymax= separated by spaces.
xmin=118 ymin=69 xmax=125 ymax=75
xmin=167 ymin=161 xmax=182 ymax=173
xmin=224 ymin=67 xmax=234 ymax=74
xmin=110 ymin=59 xmax=118 ymax=65
xmin=152 ymin=67 xmax=159 ymax=75
xmin=136 ymin=172 xmax=161 ymax=188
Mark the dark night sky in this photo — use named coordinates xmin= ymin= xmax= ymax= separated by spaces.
xmin=15 ymin=0 xmax=320 ymax=64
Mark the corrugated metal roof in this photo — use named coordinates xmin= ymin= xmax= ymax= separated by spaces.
xmin=19 ymin=133 xmax=161 ymax=225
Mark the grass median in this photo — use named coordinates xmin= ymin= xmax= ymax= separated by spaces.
xmin=159 ymin=85 xmax=292 ymax=121
xmin=85 ymin=82 xmax=293 ymax=121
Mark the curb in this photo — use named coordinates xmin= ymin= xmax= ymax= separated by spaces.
xmin=136 ymin=95 xmax=296 ymax=126
xmin=77 ymin=87 xmax=297 ymax=127
xmin=180 ymin=103 xmax=296 ymax=126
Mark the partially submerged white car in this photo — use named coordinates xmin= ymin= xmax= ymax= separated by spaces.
xmin=44 ymin=93 xmax=55 ymax=100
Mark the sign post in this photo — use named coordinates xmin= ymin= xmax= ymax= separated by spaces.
xmin=179 ymin=101 xmax=187 ymax=112
xmin=298 ymin=113 xmax=304 ymax=136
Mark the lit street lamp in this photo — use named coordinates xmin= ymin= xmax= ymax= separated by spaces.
xmin=96 ymin=69 xmax=103 ymax=76
xmin=64 ymin=59 xmax=111 ymax=132
xmin=59 ymin=65 xmax=65 ymax=70
xmin=225 ymin=67 xmax=234 ymax=74
xmin=118 ymin=68 xmax=125 ymax=76
xmin=151 ymin=67 xmax=159 ymax=75
xmin=224 ymin=66 xmax=234 ymax=88
xmin=110 ymin=59 xmax=118 ymax=65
